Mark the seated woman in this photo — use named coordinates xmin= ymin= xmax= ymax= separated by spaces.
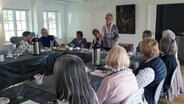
xmin=39 ymin=28 xmax=59 ymax=48
xmin=134 ymin=38 xmax=167 ymax=104
xmin=162 ymin=29 xmax=176 ymax=40
xmin=70 ymin=31 xmax=87 ymax=48
xmin=97 ymin=46 xmax=138 ymax=104
xmin=53 ymin=54 xmax=98 ymax=104
xmin=91 ymin=29 xmax=103 ymax=48
xmin=160 ymin=37 xmax=178 ymax=92
xmin=19 ymin=31 xmax=33 ymax=52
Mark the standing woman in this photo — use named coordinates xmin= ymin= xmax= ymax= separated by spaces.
xmin=53 ymin=54 xmax=99 ymax=104
xmin=102 ymin=13 xmax=119 ymax=51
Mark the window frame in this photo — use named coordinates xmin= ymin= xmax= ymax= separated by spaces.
xmin=2 ymin=8 xmax=29 ymax=42
xmin=43 ymin=10 xmax=58 ymax=38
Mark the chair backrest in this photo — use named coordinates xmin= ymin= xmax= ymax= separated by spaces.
xmin=10 ymin=36 xmax=23 ymax=47
xmin=170 ymin=65 xmax=179 ymax=89
xmin=123 ymin=88 xmax=147 ymax=104
xmin=154 ymin=78 xmax=165 ymax=103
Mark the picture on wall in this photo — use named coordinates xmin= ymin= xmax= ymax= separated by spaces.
xmin=116 ymin=4 xmax=135 ymax=34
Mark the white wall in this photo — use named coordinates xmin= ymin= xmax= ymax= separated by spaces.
xmin=0 ymin=0 xmax=66 ymax=50
xmin=0 ymin=0 xmax=184 ymax=50
xmin=66 ymin=0 xmax=184 ymax=48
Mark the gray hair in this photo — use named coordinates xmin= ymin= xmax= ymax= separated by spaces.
xmin=54 ymin=54 xmax=96 ymax=104
xmin=105 ymin=13 xmax=113 ymax=19
xmin=162 ymin=29 xmax=176 ymax=39
xmin=159 ymin=37 xmax=178 ymax=55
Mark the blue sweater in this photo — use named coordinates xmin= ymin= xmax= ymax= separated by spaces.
xmin=134 ymin=57 xmax=167 ymax=104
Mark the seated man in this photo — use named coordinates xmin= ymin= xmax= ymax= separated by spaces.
xmin=19 ymin=31 xmax=33 ymax=52
xmin=70 ymin=31 xmax=87 ymax=48
xmin=39 ymin=28 xmax=59 ymax=48
xmin=136 ymin=30 xmax=152 ymax=52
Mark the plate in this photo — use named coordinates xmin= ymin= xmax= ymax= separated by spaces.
xmin=0 ymin=97 xmax=10 ymax=104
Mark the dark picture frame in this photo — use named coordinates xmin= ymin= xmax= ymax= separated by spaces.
xmin=116 ymin=4 xmax=136 ymax=34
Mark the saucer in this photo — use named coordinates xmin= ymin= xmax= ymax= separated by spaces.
xmin=0 ymin=97 xmax=10 ymax=104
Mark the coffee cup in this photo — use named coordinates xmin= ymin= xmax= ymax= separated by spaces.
xmin=34 ymin=74 xmax=44 ymax=85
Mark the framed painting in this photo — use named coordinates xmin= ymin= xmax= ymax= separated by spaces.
xmin=116 ymin=4 xmax=136 ymax=34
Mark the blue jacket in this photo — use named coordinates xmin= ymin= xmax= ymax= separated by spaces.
xmin=134 ymin=57 xmax=167 ymax=104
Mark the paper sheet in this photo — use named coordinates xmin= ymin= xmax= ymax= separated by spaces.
xmin=20 ymin=100 xmax=39 ymax=104
xmin=90 ymin=70 xmax=105 ymax=77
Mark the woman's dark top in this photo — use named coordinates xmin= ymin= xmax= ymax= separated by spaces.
xmin=133 ymin=57 xmax=167 ymax=104
xmin=92 ymin=38 xmax=103 ymax=49
xmin=70 ymin=38 xmax=87 ymax=48
xmin=160 ymin=54 xmax=178 ymax=92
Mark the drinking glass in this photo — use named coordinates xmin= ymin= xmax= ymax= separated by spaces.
xmin=71 ymin=43 xmax=75 ymax=48
xmin=50 ymin=40 xmax=55 ymax=53
xmin=81 ymin=44 xmax=84 ymax=52
xmin=16 ymin=85 xmax=24 ymax=100
xmin=12 ymin=49 xmax=18 ymax=58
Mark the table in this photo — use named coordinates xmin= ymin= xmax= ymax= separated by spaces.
xmin=0 ymin=54 xmax=143 ymax=104
xmin=0 ymin=84 xmax=56 ymax=104
xmin=0 ymin=50 xmax=93 ymax=90
xmin=0 ymin=74 xmax=101 ymax=104
xmin=0 ymin=53 xmax=48 ymax=90
xmin=0 ymin=50 xmax=142 ymax=90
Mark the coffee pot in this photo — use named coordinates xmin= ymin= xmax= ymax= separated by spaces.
xmin=92 ymin=42 xmax=101 ymax=66
xmin=32 ymin=36 xmax=40 ymax=55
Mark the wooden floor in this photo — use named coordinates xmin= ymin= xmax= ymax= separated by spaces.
xmin=158 ymin=65 xmax=184 ymax=104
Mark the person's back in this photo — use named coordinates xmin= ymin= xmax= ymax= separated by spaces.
xmin=97 ymin=46 xmax=138 ymax=104
xmin=159 ymin=37 xmax=178 ymax=92
xmin=97 ymin=69 xmax=138 ymax=104
xmin=134 ymin=38 xmax=167 ymax=104
xmin=136 ymin=57 xmax=166 ymax=103
xmin=53 ymin=54 xmax=98 ymax=104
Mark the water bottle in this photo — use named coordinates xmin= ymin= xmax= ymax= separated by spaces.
xmin=32 ymin=35 xmax=40 ymax=55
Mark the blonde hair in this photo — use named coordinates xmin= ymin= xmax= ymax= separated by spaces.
xmin=105 ymin=46 xmax=130 ymax=69
xmin=140 ymin=38 xmax=159 ymax=58
xmin=162 ymin=29 xmax=176 ymax=39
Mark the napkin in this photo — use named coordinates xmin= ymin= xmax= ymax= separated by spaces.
xmin=20 ymin=100 xmax=39 ymax=104
xmin=90 ymin=70 xmax=106 ymax=77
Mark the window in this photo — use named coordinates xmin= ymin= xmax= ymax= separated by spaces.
xmin=3 ymin=9 xmax=29 ymax=42
xmin=43 ymin=11 xmax=58 ymax=37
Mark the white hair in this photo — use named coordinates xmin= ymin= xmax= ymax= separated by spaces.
xmin=162 ymin=29 xmax=176 ymax=39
